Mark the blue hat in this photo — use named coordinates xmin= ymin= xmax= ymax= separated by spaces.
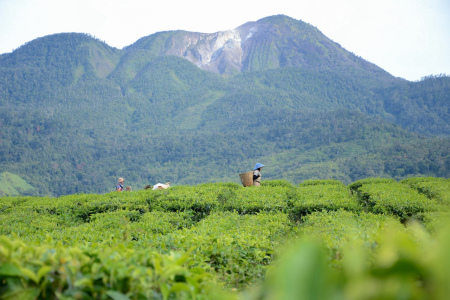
xmin=254 ymin=163 xmax=265 ymax=170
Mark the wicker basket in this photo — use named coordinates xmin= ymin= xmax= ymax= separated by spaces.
xmin=239 ymin=171 xmax=254 ymax=187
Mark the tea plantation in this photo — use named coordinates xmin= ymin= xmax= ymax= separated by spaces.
xmin=1 ymin=177 xmax=450 ymax=299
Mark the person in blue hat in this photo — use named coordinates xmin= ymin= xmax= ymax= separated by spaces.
xmin=253 ymin=163 xmax=265 ymax=186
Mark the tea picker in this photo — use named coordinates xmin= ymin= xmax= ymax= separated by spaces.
xmin=239 ymin=163 xmax=265 ymax=187
xmin=253 ymin=163 xmax=265 ymax=187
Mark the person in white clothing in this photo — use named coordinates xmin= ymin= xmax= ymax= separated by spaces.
xmin=152 ymin=182 xmax=171 ymax=190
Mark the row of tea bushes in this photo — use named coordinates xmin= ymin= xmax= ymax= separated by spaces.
xmin=401 ymin=177 xmax=450 ymax=204
xmin=218 ymin=187 xmax=289 ymax=214
xmin=0 ymin=209 xmax=195 ymax=246
xmin=0 ymin=192 xmax=150 ymax=223
xmin=1 ymin=178 xmax=448 ymax=232
xmin=349 ymin=178 xmax=445 ymax=221
xmin=0 ymin=211 xmax=69 ymax=242
xmin=287 ymin=182 xmax=361 ymax=222
xmin=297 ymin=210 xmax=403 ymax=258
xmin=54 ymin=210 xmax=196 ymax=247
xmin=361 ymin=183 xmax=439 ymax=217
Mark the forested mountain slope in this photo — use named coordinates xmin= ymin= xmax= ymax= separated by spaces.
xmin=380 ymin=74 xmax=450 ymax=135
xmin=0 ymin=16 xmax=449 ymax=196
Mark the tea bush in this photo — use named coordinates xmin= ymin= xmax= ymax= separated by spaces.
xmin=219 ymin=186 xmax=289 ymax=214
xmin=57 ymin=210 xmax=196 ymax=247
xmin=416 ymin=211 xmax=450 ymax=233
xmin=3 ymin=210 xmax=197 ymax=247
xmin=401 ymin=177 xmax=450 ymax=205
xmin=261 ymin=180 xmax=294 ymax=188
xmin=0 ymin=211 xmax=70 ymax=242
xmin=357 ymin=182 xmax=440 ymax=220
xmin=149 ymin=184 xmax=226 ymax=220
xmin=0 ymin=236 xmax=216 ymax=300
xmin=299 ymin=179 xmax=345 ymax=187
xmin=297 ymin=210 xmax=403 ymax=257
xmin=348 ymin=177 xmax=396 ymax=192
xmin=150 ymin=211 xmax=292 ymax=288
xmin=287 ymin=183 xmax=361 ymax=221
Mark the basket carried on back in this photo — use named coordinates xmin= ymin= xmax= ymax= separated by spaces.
xmin=239 ymin=171 xmax=254 ymax=187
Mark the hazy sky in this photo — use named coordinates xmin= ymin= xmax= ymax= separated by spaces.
xmin=0 ymin=0 xmax=449 ymax=81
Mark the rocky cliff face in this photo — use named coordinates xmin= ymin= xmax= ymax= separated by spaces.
xmin=127 ymin=15 xmax=389 ymax=77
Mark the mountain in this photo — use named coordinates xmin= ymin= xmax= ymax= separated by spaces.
xmin=127 ymin=15 xmax=392 ymax=78
xmin=0 ymin=15 xmax=449 ymax=196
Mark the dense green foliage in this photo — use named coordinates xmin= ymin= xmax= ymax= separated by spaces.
xmin=0 ymin=236 xmax=216 ymax=299
xmin=381 ymin=74 xmax=450 ymax=135
xmin=0 ymin=178 xmax=449 ymax=299
xmin=0 ymin=178 xmax=450 ymax=299
xmin=254 ymin=226 xmax=450 ymax=300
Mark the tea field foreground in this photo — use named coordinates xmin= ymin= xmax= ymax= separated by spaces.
xmin=1 ymin=177 xmax=450 ymax=299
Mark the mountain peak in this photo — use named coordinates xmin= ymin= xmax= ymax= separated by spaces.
xmin=256 ymin=14 xmax=299 ymax=24
xmin=1 ymin=32 xmax=122 ymax=81
xmin=126 ymin=15 xmax=387 ymax=76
